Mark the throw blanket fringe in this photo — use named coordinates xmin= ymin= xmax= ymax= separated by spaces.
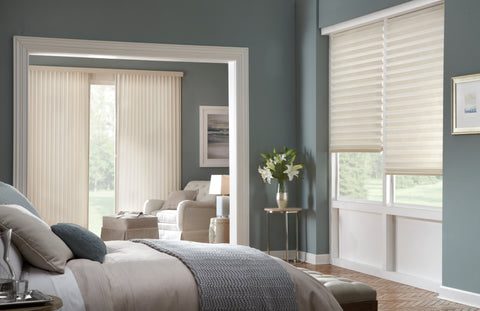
xmin=134 ymin=239 xmax=298 ymax=311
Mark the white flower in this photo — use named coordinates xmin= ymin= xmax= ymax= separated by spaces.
xmin=266 ymin=159 xmax=276 ymax=171
xmin=258 ymin=166 xmax=273 ymax=184
xmin=279 ymin=154 xmax=286 ymax=162
xmin=284 ymin=164 xmax=302 ymax=181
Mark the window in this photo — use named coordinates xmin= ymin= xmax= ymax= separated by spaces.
xmin=329 ymin=3 xmax=444 ymax=209
xmin=325 ymin=1 xmax=444 ymax=287
xmin=89 ymin=84 xmax=116 ymax=235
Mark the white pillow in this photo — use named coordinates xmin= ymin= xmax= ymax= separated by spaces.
xmin=0 ymin=232 xmax=23 ymax=279
xmin=0 ymin=204 xmax=73 ymax=273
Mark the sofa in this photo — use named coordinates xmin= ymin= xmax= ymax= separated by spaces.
xmin=142 ymin=181 xmax=216 ymax=242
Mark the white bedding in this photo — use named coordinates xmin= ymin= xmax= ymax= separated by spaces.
xmin=22 ymin=241 xmax=342 ymax=311
xmin=21 ymin=265 xmax=85 ymax=310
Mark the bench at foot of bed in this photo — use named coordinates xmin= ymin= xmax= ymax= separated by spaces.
xmin=297 ymin=268 xmax=378 ymax=311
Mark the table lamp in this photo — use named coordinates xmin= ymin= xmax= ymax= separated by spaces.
xmin=209 ymin=175 xmax=230 ymax=218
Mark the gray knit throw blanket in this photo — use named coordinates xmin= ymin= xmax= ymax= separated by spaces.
xmin=134 ymin=239 xmax=298 ymax=311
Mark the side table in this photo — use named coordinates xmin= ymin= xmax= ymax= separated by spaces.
xmin=101 ymin=215 xmax=159 ymax=241
xmin=209 ymin=217 xmax=229 ymax=243
xmin=264 ymin=207 xmax=302 ymax=262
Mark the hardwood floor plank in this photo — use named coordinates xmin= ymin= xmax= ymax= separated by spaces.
xmin=294 ymin=263 xmax=479 ymax=311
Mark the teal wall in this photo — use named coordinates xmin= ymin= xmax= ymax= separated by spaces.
xmin=296 ymin=0 xmax=329 ymax=255
xmin=317 ymin=0 xmax=480 ymax=296
xmin=29 ymin=56 xmax=229 ymax=188
xmin=443 ymin=0 xmax=480 ymax=295
xmin=0 ymin=0 xmax=297 ymax=251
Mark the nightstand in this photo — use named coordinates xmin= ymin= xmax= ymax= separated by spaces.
xmin=264 ymin=207 xmax=302 ymax=262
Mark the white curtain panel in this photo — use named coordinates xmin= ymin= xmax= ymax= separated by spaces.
xmin=115 ymin=72 xmax=183 ymax=212
xmin=28 ymin=68 xmax=90 ymax=226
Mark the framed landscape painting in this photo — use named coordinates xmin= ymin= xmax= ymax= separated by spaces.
xmin=452 ymin=73 xmax=480 ymax=135
xmin=199 ymin=106 xmax=229 ymax=167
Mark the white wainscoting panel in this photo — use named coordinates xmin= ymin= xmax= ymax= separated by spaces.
xmin=339 ymin=209 xmax=383 ymax=268
xmin=396 ymin=217 xmax=442 ymax=282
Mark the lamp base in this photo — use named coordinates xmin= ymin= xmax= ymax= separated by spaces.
xmin=216 ymin=196 xmax=230 ymax=218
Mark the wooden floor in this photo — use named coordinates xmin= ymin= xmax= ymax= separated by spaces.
xmin=294 ymin=263 xmax=479 ymax=311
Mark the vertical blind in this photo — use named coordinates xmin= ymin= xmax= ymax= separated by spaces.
xmin=384 ymin=5 xmax=444 ymax=175
xmin=28 ymin=68 xmax=90 ymax=226
xmin=330 ymin=21 xmax=384 ymax=152
xmin=115 ymin=72 xmax=183 ymax=212
xmin=329 ymin=3 xmax=444 ymax=175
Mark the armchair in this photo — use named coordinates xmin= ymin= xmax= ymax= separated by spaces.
xmin=142 ymin=181 xmax=216 ymax=242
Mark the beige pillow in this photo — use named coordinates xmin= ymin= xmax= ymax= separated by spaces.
xmin=0 ymin=204 xmax=73 ymax=273
xmin=162 ymin=190 xmax=198 ymax=210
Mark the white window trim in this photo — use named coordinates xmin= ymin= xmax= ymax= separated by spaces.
xmin=13 ymin=36 xmax=250 ymax=246
xmin=321 ymin=0 xmax=443 ymax=35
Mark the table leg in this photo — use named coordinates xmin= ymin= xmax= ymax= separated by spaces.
xmin=285 ymin=212 xmax=289 ymax=262
xmin=295 ymin=212 xmax=299 ymax=263
xmin=266 ymin=212 xmax=270 ymax=255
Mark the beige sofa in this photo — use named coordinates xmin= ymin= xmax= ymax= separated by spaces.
xmin=142 ymin=181 xmax=216 ymax=242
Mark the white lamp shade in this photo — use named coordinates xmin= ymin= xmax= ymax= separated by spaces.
xmin=209 ymin=175 xmax=230 ymax=195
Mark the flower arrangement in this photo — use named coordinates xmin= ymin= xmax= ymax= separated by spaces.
xmin=258 ymin=147 xmax=304 ymax=192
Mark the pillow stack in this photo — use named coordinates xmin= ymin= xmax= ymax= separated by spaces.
xmin=0 ymin=204 xmax=73 ymax=273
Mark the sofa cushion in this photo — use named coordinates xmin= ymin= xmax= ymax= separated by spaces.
xmin=184 ymin=181 xmax=216 ymax=202
xmin=162 ymin=190 xmax=198 ymax=210
xmin=155 ymin=210 xmax=178 ymax=224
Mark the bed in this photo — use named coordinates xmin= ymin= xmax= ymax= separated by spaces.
xmin=22 ymin=240 xmax=343 ymax=311
xmin=0 ymin=182 xmax=343 ymax=311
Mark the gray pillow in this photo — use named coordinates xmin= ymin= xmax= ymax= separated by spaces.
xmin=0 ymin=182 xmax=41 ymax=218
xmin=162 ymin=190 xmax=198 ymax=210
xmin=0 ymin=204 xmax=73 ymax=273
xmin=51 ymin=223 xmax=107 ymax=263
xmin=0 ymin=232 xmax=23 ymax=279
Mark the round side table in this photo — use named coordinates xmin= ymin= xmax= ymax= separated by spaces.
xmin=209 ymin=217 xmax=230 ymax=243
xmin=264 ymin=207 xmax=302 ymax=262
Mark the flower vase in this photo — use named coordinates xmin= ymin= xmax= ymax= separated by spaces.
xmin=276 ymin=181 xmax=288 ymax=210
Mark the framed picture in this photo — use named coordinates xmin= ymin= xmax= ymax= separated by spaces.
xmin=452 ymin=73 xmax=480 ymax=135
xmin=199 ymin=106 xmax=229 ymax=167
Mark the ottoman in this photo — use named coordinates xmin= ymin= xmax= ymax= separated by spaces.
xmin=298 ymin=268 xmax=378 ymax=311
xmin=101 ymin=215 xmax=159 ymax=241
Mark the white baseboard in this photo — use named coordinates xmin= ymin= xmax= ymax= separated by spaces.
xmin=331 ymin=257 xmax=441 ymax=293
xmin=438 ymin=286 xmax=480 ymax=309
xmin=267 ymin=250 xmax=330 ymax=265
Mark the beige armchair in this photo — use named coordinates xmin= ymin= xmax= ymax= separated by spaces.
xmin=142 ymin=181 xmax=216 ymax=242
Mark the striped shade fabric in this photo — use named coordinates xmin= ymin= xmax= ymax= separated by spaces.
xmin=115 ymin=72 xmax=183 ymax=212
xmin=28 ymin=68 xmax=90 ymax=226
xmin=384 ymin=4 xmax=444 ymax=175
xmin=330 ymin=21 xmax=384 ymax=153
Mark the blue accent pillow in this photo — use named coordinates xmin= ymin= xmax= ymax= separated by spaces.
xmin=51 ymin=223 xmax=107 ymax=263
xmin=0 ymin=182 xmax=41 ymax=218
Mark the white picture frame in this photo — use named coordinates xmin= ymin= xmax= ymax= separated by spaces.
xmin=452 ymin=73 xmax=480 ymax=135
xmin=199 ymin=106 xmax=229 ymax=167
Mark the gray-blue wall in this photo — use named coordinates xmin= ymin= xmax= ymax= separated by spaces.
xmin=443 ymin=0 xmax=480 ymax=295
xmin=29 ymin=56 xmax=229 ymax=188
xmin=317 ymin=0 xmax=480 ymax=296
xmin=0 ymin=0 xmax=297 ymax=251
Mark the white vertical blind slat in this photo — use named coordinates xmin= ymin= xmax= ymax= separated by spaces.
xmin=28 ymin=69 xmax=89 ymax=226
xmin=115 ymin=73 xmax=182 ymax=212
